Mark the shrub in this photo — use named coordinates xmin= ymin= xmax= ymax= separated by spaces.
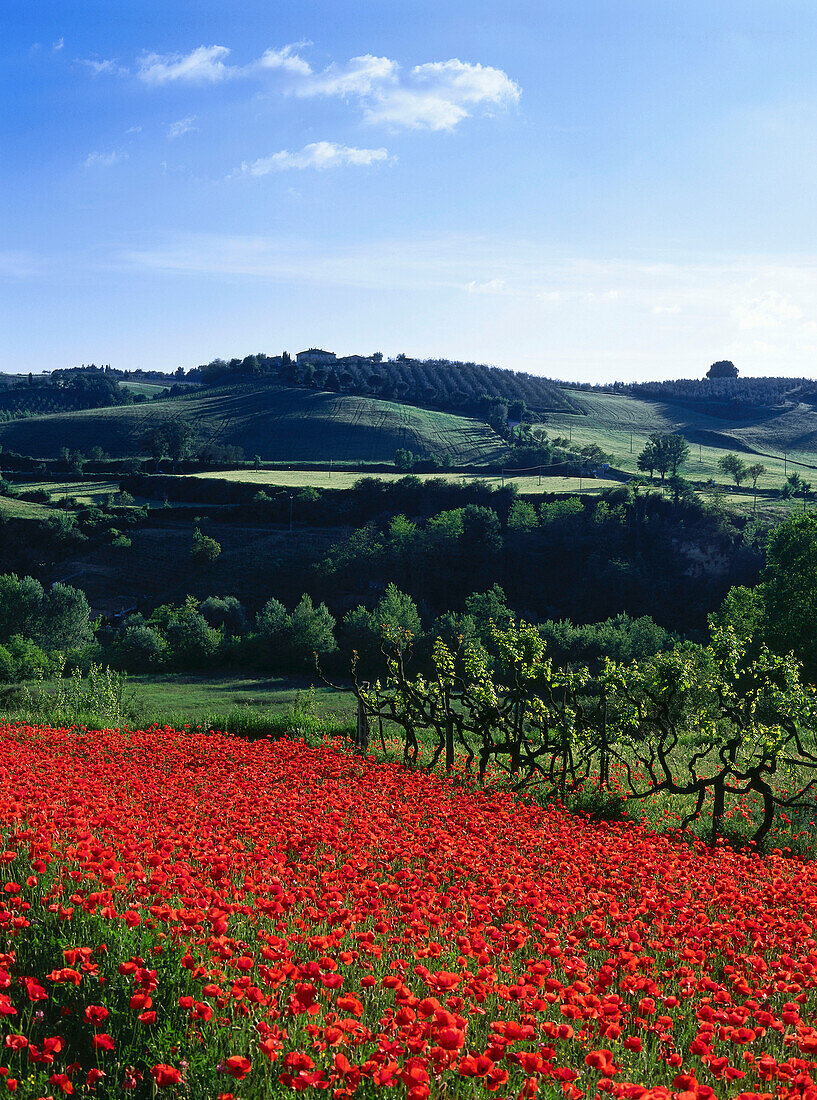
xmin=113 ymin=622 xmax=167 ymax=671
xmin=191 ymin=527 xmax=221 ymax=566
xmin=164 ymin=610 xmax=221 ymax=669
xmin=200 ymin=595 xmax=247 ymax=636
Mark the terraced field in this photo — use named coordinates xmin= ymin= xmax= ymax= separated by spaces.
xmin=0 ymin=383 xmax=506 ymax=465
xmin=0 ymin=495 xmax=53 ymax=520
xmin=21 ymin=479 xmax=122 ymax=504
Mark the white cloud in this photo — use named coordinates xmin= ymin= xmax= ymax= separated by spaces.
xmin=84 ymin=151 xmax=127 ymax=169
xmin=106 ymin=41 xmax=518 ymax=132
xmin=297 ymin=54 xmax=398 ymax=98
xmin=467 ymin=278 xmax=507 ymax=294
xmin=240 ymin=141 xmax=391 ymax=175
xmin=138 ymin=45 xmax=232 ymax=85
xmin=295 ymin=54 xmax=519 ymax=131
xmin=255 ymin=44 xmax=312 ymax=76
xmin=79 ymin=58 xmax=124 ymax=75
xmin=167 ymin=116 xmax=198 ymax=139
xmin=733 ymin=290 xmax=803 ymax=329
xmin=364 ymin=60 xmax=520 ymax=131
xmin=52 ymin=38 xmax=64 ymax=52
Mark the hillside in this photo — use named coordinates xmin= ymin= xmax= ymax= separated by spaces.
xmin=191 ymin=350 xmax=580 ymax=416
xmin=0 ymin=381 xmax=506 ymax=464
xmin=544 ymin=388 xmax=817 ymax=485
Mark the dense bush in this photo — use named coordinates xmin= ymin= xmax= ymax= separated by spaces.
xmin=0 ymin=574 xmax=93 ymax=652
xmin=256 ymin=594 xmax=336 ymax=668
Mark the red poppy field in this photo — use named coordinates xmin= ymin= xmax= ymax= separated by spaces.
xmin=1 ymin=724 xmax=817 ymax=1099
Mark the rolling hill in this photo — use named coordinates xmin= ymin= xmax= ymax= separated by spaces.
xmin=545 ymin=388 xmax=817 ymax=484
xmin=0 ymin=382 xmax=507 ymax=465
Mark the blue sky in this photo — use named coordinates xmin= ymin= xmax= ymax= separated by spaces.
xmin=5 ymin=0 xmax=817 ymax=381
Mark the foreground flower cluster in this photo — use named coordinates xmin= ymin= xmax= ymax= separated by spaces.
xmin=1 ymin=725 xmax=817 ymax=1098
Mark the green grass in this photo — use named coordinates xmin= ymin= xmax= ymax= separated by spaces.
xmin=119 ymin=381 xmax=170 ymax=396
xmin=0 ymin=673 xmax=359 ymax=741
xmin=0 ymin=382 xmax=507 ymax=465
xmin=0 ymin=494 xmax=54 ymax=519
xmin=546 ymin=388 xmax=817 ymax=493
xmin=124 ymin=673 xmax=354 ymax=723
xmin=187 ymin=468 xmax=614 ymax=496
xmin=22 ymin=479 xmax=122 ymax=504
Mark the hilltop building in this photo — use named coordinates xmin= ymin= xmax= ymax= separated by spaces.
xmin=296 ymin=349 xmax=337 ymax=367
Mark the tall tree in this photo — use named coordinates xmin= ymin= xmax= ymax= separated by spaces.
xmin=746 ymin=462 xmax=766 ymax=512
xmin=706 ymin=360 xmax=738 ymax=379
xmin=664 ymin=433 xmax=690 ymax=476
xmin=717 ymin=453 xmax=748 ymax=488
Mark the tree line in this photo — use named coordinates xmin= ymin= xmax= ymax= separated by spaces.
xmin=182 ymin=351 xmax=580 ymax=419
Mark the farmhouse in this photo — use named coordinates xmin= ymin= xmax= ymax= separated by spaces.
xmin=296 ymin=349 xmax=337 ymax=367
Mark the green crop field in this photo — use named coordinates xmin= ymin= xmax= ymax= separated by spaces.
xmin=0 ymin=382 xmax=506 ymax=465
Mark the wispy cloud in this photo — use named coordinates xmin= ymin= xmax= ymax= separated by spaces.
xmin=107 ymin=235 xmax=817 ymax=376
xmin=240 ymin=141 xmax=391 ymax=175
xmin=254 ymin=44 xmax=313 ymax=77
xmin=138 ymin=44 xmax=232 ymax=85
xmin=285 ymin=50 xmax=521 ymax=131
xmin=122 ymin=42 xmax=518 ymax=131
xmin=79 ymin=57 xmax=126 ymax=75
xmin=167 ymin=116 xmax=198 ymax=139
xmin=733 ymin=290 xmax=803 ymax=329
xmin=0 ymin=251 xmax=49 ymax=280
xmin=52 ymin=38 xmax=64 ymax=52
xmin=295 ymin=54 xmax=397 ymax=98
xmin=84 ymin=151 xmax=127 ymax=169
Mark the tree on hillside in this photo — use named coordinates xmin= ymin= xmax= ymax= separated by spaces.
xmin=636 ymin=438 xmax=658 ymax=481
xmin=394 ymin=448 xmax=415 ymax=472
xmin=717 ymin=453 xmax=748 ymax=488
xmin=143 ymin=418 xmax=195 ymax=472
xmin=664 ymin=434 xmax=690 ymax=477
xmin=746 ymin=462 xmax=767 ymax=512
xmin=637 ymin=433 xmax=688 ymax=485
xmin=191 ymin=527 xmax=222 ymax=567
xmin=706 ymin=360 xmax=739 ymax=379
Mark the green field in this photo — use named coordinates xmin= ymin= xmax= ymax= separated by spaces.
xmin=0 ymin=495 xmax=53 ymax=520
xmin=0 ymin=673 xmax=358 ymax=740
xmin=546 ymin=389 xmax=817 ymax=491
xmin=0 ymin=382 xmax=506 ymax=465
xmin=189 ymin=467 xmax=615 ymax=496
xmin=22 ymin=479 xmax=122 ymax=505
xmin=126 ymin=673 xmax=354 ymax=723
xmin=120 ymin=381 xmax=169 ymax=397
